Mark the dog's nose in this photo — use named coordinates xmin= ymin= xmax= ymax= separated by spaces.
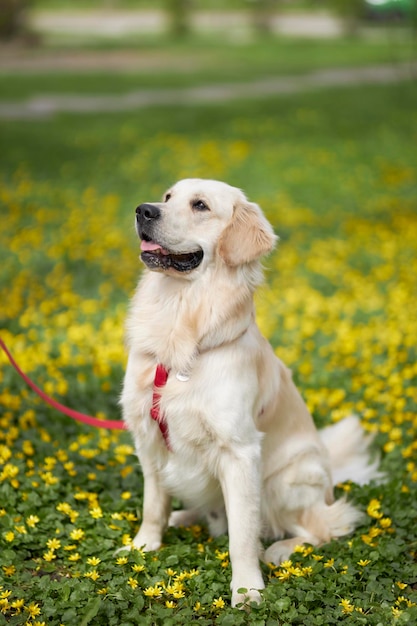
xmin=136 ymin=203 xmax=160 ymax=222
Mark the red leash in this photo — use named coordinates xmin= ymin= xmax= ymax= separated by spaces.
xmin=0 ymin=337 xmax=126 ymax=430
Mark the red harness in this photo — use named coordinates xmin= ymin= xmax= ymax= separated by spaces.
xmin=150 ymin=364 xmax=171 ymax=448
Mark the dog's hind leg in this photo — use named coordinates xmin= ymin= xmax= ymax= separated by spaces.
xmin=264 ymin=536 xmax=308 ymax=565
xmin=169 ymin=505 xmax=227 ymax=536
xmin=263 ymin=498 xmax=363 ymax=565
xmin=207 ymin=507 xmax=228 ymax=537
xmin=169 ymin=509 xmax=200 ymax=528
xmin=262 ymin=446 xmax=363 ymax=565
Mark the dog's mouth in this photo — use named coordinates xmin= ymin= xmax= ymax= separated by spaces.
xmin=140 ymin=239 xmax=204 ymax=273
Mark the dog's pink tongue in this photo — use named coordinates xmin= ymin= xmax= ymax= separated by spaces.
xmin=141 ymin=240 xmax=170 ymax=255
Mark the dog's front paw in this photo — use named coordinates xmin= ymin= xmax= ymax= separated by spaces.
xmin=132 ymin=527 xmax=162 ymax=552
xmin=231 ymin=586 xmax=263 ymax=609
xmin=231 ymin=572 xmax=264 ymax=609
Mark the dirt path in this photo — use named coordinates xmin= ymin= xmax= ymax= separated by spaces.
xmin=31 ymin=9 xmax=344 ymax=39
xmin=0 ymin=61 xmax=415 ymax=120
xmin=0 ymin=10 xmax=346 ymax=74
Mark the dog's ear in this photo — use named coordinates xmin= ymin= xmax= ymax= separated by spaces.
xmin=218 ymin=200 xmax=278 ymax=267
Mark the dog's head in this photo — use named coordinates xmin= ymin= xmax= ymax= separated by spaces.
xmin=135 ymin=179 xmax=277 ymax=275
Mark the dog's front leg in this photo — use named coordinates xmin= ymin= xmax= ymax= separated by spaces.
xmin=132 ymin=454 xmax=171 ymax=552
xmin=218 ymin=448 xmax=265 ymax=608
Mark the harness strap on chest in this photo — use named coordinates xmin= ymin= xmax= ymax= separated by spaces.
xmin=150 ymin=364 xmax=171 ymax=448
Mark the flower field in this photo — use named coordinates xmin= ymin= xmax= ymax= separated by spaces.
xmin=1 ymin=81 xmax=417 ymax=624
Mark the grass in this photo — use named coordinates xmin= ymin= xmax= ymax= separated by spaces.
xmin=0 ymin=55 xmax=417 ymax=625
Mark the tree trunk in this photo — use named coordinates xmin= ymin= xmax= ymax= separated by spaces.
xmin=0 ymin=0 xmax=30 ymax=40
xmin=165 ymin=0 xmax=192 ymax=37
xmin=330 ymin=0 xmax=364 ymax=36
xmin=251 ymin=0 xmax=277 ymax=36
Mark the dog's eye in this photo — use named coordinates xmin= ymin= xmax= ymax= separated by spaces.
xmin=164 ymin=193 xmax=171 ymax=202
xmin=192 ymin=200 xmax=209 ymax=212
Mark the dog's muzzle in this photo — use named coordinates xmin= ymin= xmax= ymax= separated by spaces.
xmin=135 ymin=203 xmax=204 ymax=273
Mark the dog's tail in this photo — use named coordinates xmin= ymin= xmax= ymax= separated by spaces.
xmin=319 ymin=415 xmax=383 ymax=486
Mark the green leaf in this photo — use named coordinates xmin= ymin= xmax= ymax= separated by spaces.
xmin=80 ymin=597 xmax=102 ymax=626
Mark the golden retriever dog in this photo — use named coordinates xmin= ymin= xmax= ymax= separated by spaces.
xmin=121 ymin=178 xmax=380 ymax=607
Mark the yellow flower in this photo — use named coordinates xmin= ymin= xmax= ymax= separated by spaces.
xmin=56 ymin=502 xmax=78 ymax=522
xmin=0 ymin=463 xmax=19 ymax=481
xmin=68 ymin=553 xmax=81 ymax=562
xmin=367 ymin=498 xmax=383 ymax=519
xmin=22 ymin=441 xmax=35 ymax=456
xmin=294 ymin=544 xmax=314 ymax=557
xmin=143 ymin=585 xmax=163 ymax=598
xmin=26 ymin=515 xmax=40 ymax=527
xmin=340 ymin=598 xmax=354 ymax=614
xmin=25 ymin=602 xmax=41 ymax=618
xmin=379 ymin=517 xmax=392 ymax=528
xmin=4 ymin=531 xmax=15 ymax=542
xmin=215 ymin=550 xmax=229 ymax=561
xmin=0 ymin=445 xmax=12 ymax=463
xmin=132 ymin=564 xmax=145 ymax=573
xmin=46 ymin=538 xmax=61 ymax=550
xmin=166 ymin=568 xmax=177 ymax=577
xmin=70 ymin=528 xmax=85 ymax=541
xmin=361 ymin=534 xmax=376 ymax=547
xmin=116 ymin=556 xmax=128 ymax=565
xmin=40 ymin=471 xmax=59 ymax=486
xmin=166 ymin=582 xmax=185 ymax=598
xmin=212 ymin=597 xmax=225 ymax=610
xmin=87 ymin=557 xmax=101 ymax=566
xmin=357 ymin=559 xmax=371 ymax=567
xmin=90 ymin=507 xmax=103 ymax=519
xmin=11 ymin=598 xmax=25 ymax=613
xmin=2 ymin=565 xmax=16 ymax=576
xmin=127 ymin=577 xmax=138 ymax=589
xmin=43 ymin=550 xmax=56 ymax=562
xmin=165 ymin=600 xmax=176 ymax=608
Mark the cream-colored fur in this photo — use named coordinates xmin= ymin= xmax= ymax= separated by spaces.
xmin=121 ymin=179 xmax=380 ymax=608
